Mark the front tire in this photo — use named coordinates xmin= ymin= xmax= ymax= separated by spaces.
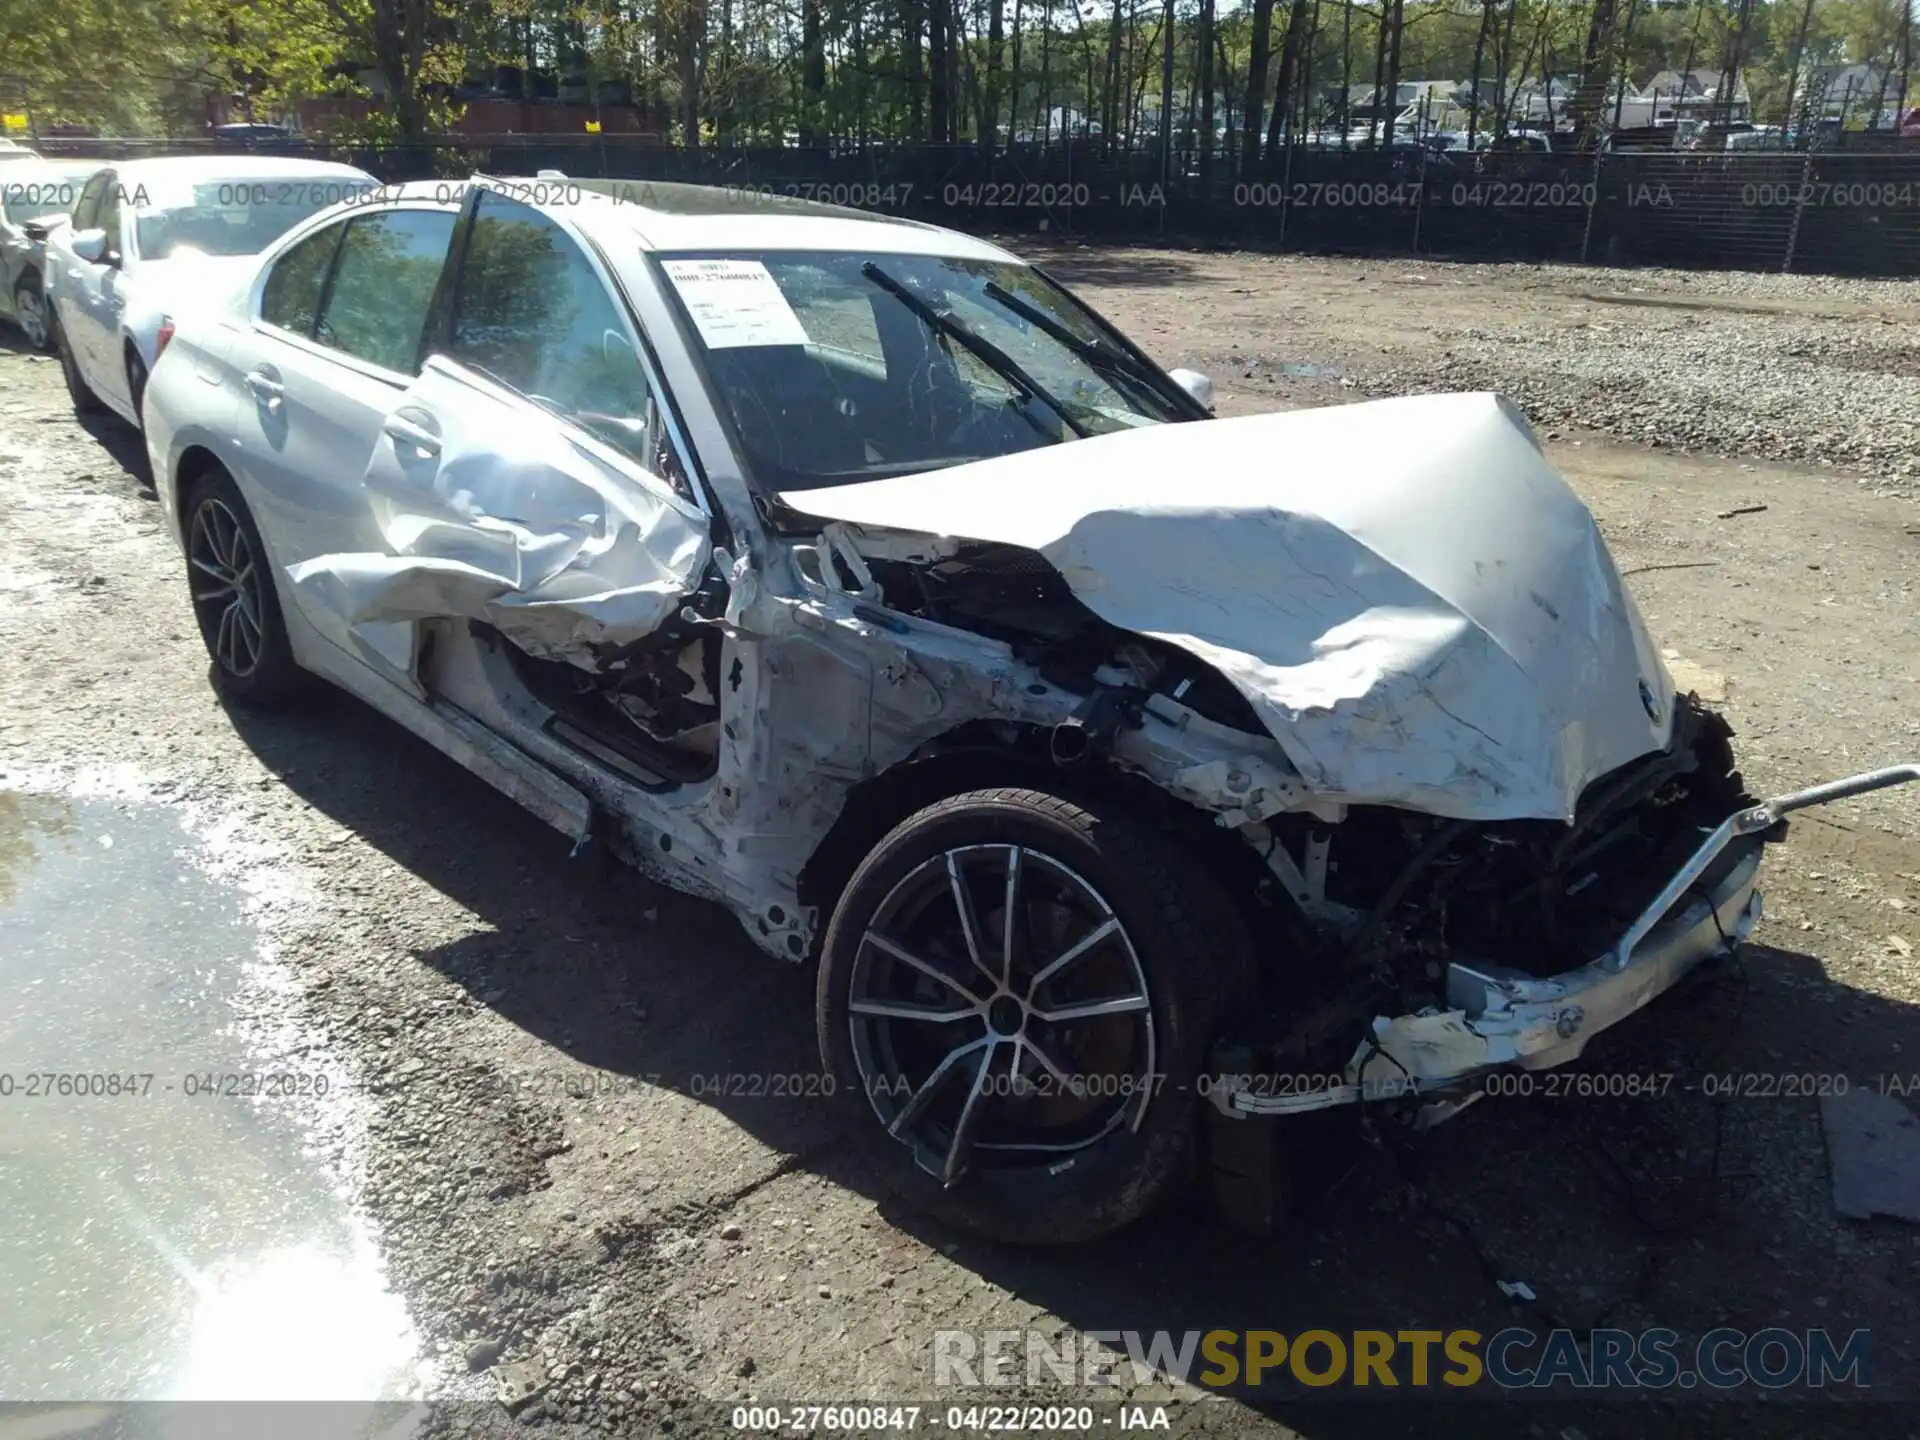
xmin=817 ymin=787 xmax=1246 ymax=1245
xmin=13 ymin=278 xmax=50 ymax=351
xmin=183 ymin=466 xmax=304 ymax=706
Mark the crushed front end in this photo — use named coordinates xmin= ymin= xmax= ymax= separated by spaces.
xmin=1207 ymin=700 xmax=1920 ymax=1139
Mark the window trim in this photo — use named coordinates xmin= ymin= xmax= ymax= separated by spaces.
xmin=427 ymin=180 xmax=714 ymax=523
xmin=70 ymin=170 xmax=109 ymax=233
xmin=256 ymin=212 xmax=347 ymax=343
xmin=251 ymin=201 xmax=462 ymax=387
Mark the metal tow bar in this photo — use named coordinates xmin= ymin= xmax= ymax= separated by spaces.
xmin=1603 ymin=763 xmax=1920 ymax=972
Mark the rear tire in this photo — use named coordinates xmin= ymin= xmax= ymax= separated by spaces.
xmin=182 ymin=466 xmax=305 ymax=707
xmin=13 ymin=278 xmax=50 ymax=351
xmin=817 ymin=787 xmax=1247 ymax=1245
xmin=125 ymin=350 xmax=149 ymax=431
xmin=56 ymin=314 xmax=102 ymax=415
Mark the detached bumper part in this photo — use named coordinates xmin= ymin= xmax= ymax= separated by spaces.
xmin=1217 ymin=764 xmax=1920 ymax=1123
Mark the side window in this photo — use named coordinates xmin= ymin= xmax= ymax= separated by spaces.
xmin=260 ymin=222 xmax=345 ymax=338
xmin=313 ymin=208 xmax=457 ymax=374
xmin=70 ymin=172 xmax=106 ymax=232
xmin=447 ymin=191 xmax=656 ymax=467
xmin=96 ymin=179 xmax=122 ymax=254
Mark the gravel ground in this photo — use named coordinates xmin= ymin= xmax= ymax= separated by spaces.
xmin=1037 ymin=246 xmax=1920 ymax=487
xmin=3 ymin=249 xmax=1920 ymax=1440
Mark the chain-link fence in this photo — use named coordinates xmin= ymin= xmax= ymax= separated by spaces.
xmin=31 ymin=134 xmax=1920 ymax=277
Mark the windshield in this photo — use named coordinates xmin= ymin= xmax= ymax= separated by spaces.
xmin=135 ymin=177 xmax=375 ymax=260
xmin=1 ymin=167 xmax=98 ymax=225
xmin=655 ymin=250 xmax=1192 ymax=490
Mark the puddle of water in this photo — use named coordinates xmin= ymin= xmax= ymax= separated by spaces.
xmin=0 ymin=791 xmax=423 ymax=1408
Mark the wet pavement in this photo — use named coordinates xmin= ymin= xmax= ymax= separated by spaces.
xmin=0 ymin=788 xmax=423 ymax=1407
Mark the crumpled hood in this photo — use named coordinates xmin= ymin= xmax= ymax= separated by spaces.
xmin=780 ymin=392 xmax=1675 ymax=823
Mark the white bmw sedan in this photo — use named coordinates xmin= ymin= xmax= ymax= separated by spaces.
xmin=46 ymin=154 xmax=375 ymax=428
xmin=140 ymin=175 xmax=1914 ymax=1243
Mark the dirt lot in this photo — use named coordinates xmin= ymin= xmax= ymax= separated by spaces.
xmin=3 ymin=248 xmax=1918 ymax=1439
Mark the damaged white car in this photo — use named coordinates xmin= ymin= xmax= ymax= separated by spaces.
xmin=141 ymin=176 xmax=1919 ymax=1244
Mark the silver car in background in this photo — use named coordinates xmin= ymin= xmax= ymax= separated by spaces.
xmin=0 ymin=160 xmax=101 ymax=350
xmin=46 ymin=154 xmax=375 ymax=428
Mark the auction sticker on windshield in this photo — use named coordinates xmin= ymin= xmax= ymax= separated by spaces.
xmin=662 ymin=259 xmax=810 ymax=349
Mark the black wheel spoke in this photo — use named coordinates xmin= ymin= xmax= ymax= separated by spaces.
xmin=190 ymin=498 xmax=263 ymax=678
xmin=849 ymin=843 xmax=1157 ymax=1181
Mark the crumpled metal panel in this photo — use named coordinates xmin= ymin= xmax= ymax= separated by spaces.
xmin=782 ymin=392 xmax=1674 ymax=823
xmin=288 ymin=411 xmax=709 ymax=669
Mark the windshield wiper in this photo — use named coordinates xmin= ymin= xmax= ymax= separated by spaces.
xmin=860 ymin=261 xmax=1088 ymax=440
xmin=980 ymin=280 xmax=1173 ymax=407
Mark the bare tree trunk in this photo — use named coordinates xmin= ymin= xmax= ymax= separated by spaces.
xmin=929 ymin=0 xmax=951 ymax=142
xmin=1369 ymin=0 xmax=1390 ymax=145
xmin=1197 ymin=0 xmax=1216 ymax=173
xmin=1159 ymin=0 xmax=1174 ymax=171
xmin=1468 ymin=0 xmax=1491 ymax=145
xmin=1008 ymin=0 xmax=1025 ymax=144
xmin=985 ymin=0 xmax=1007 ymax=154
xmin=1102 ymin=0 xmax=1125 ymax=152
xmin=680 ymin=0 xmax=705 ymax=149
xmin=1380 ymin=0 xmax=1404 ymax=143
xmin=902 ymin=0 xmax=925 ymax=140
xmin=1297 ymin=0 xmax=1320 ymax=139
xmin=1717 ymin=0 xmax=1756 ymax=130
xmin=802 ymin=0 xmax=826 ymax=144
xmin=1239 ymin=0 xmax=1276 ymax=174
xmin=1267 ymin=0 xmax=1310 ymax=157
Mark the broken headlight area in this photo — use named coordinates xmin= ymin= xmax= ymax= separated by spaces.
xmin=1223 ymin=696 xmax=1769 ymax=1074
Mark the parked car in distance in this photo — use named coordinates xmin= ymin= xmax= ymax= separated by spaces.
xmin=46 ymin=154 xmax=376 ymax=429
xmin=0 ymin=138 xmax=41 ymax=163
xmin=140 ymin=176 xmax=1918 ymax=1245
xmin=211 ymin=122 xmax=294 ymax=142
xmin=1 ymin=159 xmax=102 ymax=349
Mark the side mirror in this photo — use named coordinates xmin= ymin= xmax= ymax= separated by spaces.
xmin=69 ymin=227 xmax=113 ymax=266
xmin=1167 ymin=367 xmax=1215 ymax=412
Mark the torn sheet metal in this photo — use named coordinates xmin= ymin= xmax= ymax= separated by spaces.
xmin=781 ymin=392 xmax=1674 ymax=822
xmin=288 ymin=396 xmax=709 ymax=669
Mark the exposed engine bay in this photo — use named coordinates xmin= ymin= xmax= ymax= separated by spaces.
xmin=862 ymin=541 xmax=1265 ymax=734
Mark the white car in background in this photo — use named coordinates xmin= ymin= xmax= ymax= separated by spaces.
xmin=139 ymin=175 xmax=1917 ymax=1244
xmin=1 ymin=159 xmax=102 ymax=349
xmin=46 ymin=154 xmax=375 ymax=428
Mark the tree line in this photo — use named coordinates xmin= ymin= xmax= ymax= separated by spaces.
xmin=2 ymin=0 xmax=1912 ymax=157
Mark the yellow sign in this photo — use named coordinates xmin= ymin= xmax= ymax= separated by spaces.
xmin=584 ymin=120 xmax=602 ymax=134
xmin=1 ymin=114 xmax=28 ymax=133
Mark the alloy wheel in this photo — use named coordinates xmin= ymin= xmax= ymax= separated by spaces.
xmin=847 ymin=843 xmax=1157 ymax=1187
xmin=189 ymin=498 xmax=264 ymax=677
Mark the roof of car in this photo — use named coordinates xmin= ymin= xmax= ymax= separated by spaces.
xmin=337 ymin=174 xmax=1017 ymax=262
xmin=108 ymin=154 xmax=375 ymax=184
xmin=507 ymin=175 xmax=1017 ymax=262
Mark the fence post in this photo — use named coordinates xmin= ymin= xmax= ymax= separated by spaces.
xmin=1277 ymin=137 xmax=1295 ymax=249
xmin=1410 ymin=144 xmax=1428 ymax=253
xmin=1781 ymin=143 xmax=1814 ymax=273
xmin=1581 ymin=144 xmax=1604 ymax=263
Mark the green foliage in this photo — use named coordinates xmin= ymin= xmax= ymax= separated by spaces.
xmin=2 ymin=0 xmax=1912 ymax=141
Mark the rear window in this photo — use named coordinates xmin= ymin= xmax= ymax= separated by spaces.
xmin=1 ymin=168 xmax=98 ymax=224
xmin=134 ymin=176 xmax=376 ymax=260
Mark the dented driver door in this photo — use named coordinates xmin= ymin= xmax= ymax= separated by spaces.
xmin=284 ymin=355 xmax=711 ymax=675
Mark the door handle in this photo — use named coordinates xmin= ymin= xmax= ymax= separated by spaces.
xmin=244 ymin=371 xmax=284 ymax=407
xmin=382 ymin=414 xmax=441 ymax=458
